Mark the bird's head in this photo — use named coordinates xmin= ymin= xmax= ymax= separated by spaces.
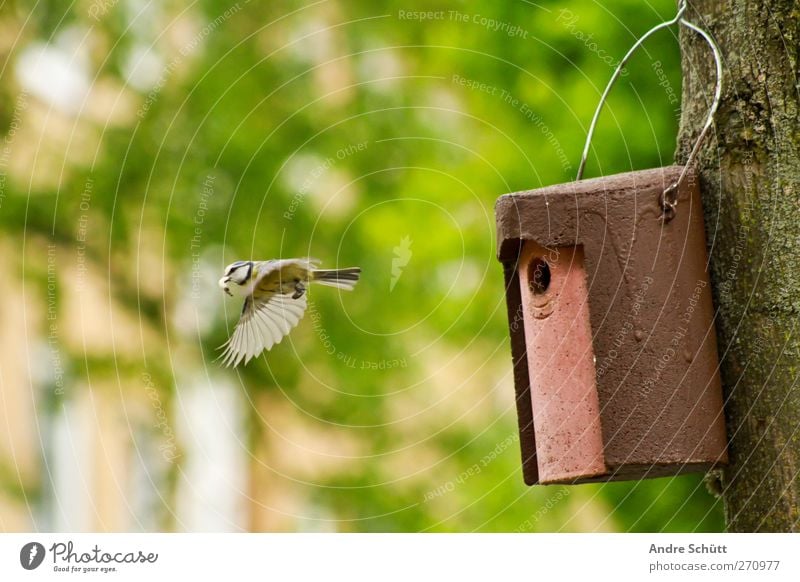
xmin=219 ymin=261 xmax=253 ymax=297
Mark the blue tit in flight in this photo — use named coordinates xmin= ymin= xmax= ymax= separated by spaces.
xmin=218 ymin=258 xmax=360 ymax=367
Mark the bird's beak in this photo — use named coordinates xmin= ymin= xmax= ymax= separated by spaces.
xmin=219 ymin=276 xmax=232 ymax=296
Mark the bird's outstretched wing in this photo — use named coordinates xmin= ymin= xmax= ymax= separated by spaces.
xmin=219 ymin=291 xmax=308 ymax=367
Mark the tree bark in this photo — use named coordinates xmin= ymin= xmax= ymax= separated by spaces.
xmin=677 ymin=0 xmax=800 ymax=531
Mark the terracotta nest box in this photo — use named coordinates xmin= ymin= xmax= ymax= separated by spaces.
xmin=495 ymin=166 xmax=728 ymax=485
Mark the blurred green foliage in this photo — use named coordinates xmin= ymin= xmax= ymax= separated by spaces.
xmin=0 ymin=0 xmax=723 ymax=531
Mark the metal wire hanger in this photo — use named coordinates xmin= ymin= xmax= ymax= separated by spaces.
xmin=575 ymin=0 xmax=722 ymax=222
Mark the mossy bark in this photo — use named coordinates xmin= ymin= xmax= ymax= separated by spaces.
xmin=677 ymin=0 xmax=800 ymax=531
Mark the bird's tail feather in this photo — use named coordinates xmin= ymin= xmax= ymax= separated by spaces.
xmin=312 ymin=267 xmax=361 ymax=290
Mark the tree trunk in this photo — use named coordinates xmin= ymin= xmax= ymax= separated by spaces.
xmin=677 ymin=0 xmax=800 ymax=531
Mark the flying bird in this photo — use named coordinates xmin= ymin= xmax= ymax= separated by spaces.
xmin=218 ymin=258 xmax=360 ymax=367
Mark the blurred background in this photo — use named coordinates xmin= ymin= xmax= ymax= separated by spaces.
xmin=0 ymin=0 xmax=723 ymax=532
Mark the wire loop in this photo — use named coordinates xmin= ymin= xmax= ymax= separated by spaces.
xmin=575 ymin=1 xmax=722 ymax=222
